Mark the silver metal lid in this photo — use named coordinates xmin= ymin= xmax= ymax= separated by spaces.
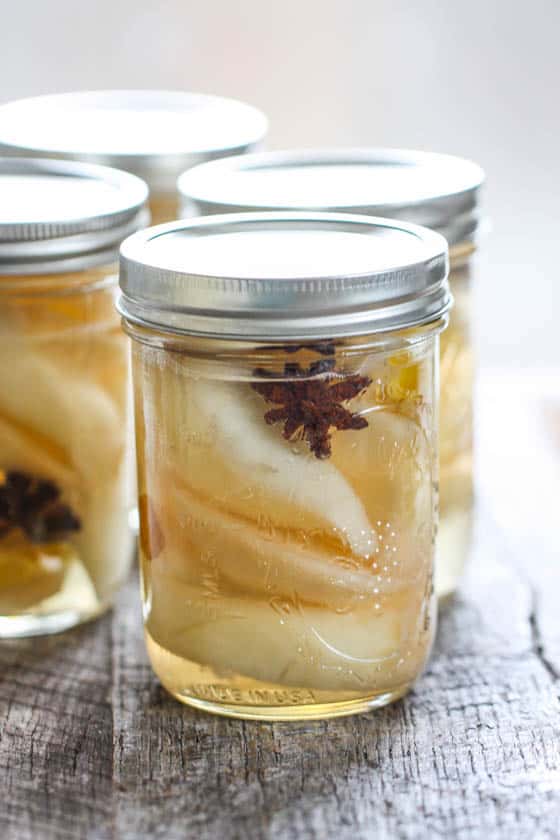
xmin=0 ymin=91 xmax=269 ymax=195
xmin=178 ymin=148 xmax=485 ymax=246
xmin=0 ymin=158 xmax=149 ymax=275
xmin=118 ymin=212 xmax=450 ymax=340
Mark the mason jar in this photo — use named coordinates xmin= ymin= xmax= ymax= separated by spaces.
xmin=178 ymin=149 xmax=484 ymax=600
xmin=0 ymin=90 xmax=268 ymax=225
xmin=0 ymin=158 xmax=148 ymax=637
xmin=119 ymin=212 xmax=450 ymax=720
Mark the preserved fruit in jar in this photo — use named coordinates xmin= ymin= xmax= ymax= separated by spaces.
xmin=0 ymin=158 xmax=147 ymax=636
xmin=120 ymin=211 xmax=450 ymax=719
xmin=178 ymin=149 xmax=484 ymax=599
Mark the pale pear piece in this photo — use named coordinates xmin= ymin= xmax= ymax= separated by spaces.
xmin=330 ymin=406 xmax=434 ymax=578
xmin=331 ymin=405 xmax=431 ymax=502
xmin=147 ymin=570 xmax=429 ymax=692
xmin=151 ymin=366 xmax=377 ymax=558
xmin=0 ymin=341 xmax=125 ymax=481
xmin=157 ymin=469 xmax=407 ymax=607
xmin=440 ymin=343 xmax=472 ymax=463
xmin=0 ymin=412 xmax=77 ymax=492
xmin=74 ymin=469 xmax=134 ymax=597
xmin=436 ymin=506 xmax=473 ymax=600
xmin=0 ymin=340 xmax=131 ymax=595
xmin=439 ymin=453 xmax=472 ymax=511
xmin=0 ymin=406 xmax=131 ymax=596
xmin=34 ymin=328 xmax=129 ymax=407
xmin=35 ymin=556 xmax=99 ymax=617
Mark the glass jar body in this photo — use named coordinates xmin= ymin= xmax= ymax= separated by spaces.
xmin=128 ymin=325 xmax=442 ymax=720
xmin=0 ymin=268 xmax=134 ymax=636
xmin=436 ymin=244 xmax=475 ymax=600
xmin=148 ymin=192 xmax=180 ymax=226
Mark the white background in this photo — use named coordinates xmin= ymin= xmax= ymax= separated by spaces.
xmin=2 ymin=0 xmax=558 ymax=369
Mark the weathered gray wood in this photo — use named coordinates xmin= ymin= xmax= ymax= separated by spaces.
xmin=1 ymin=373 xmax=559 ymax=840
xmin=0 ymin=617 xmax=113 ymax=840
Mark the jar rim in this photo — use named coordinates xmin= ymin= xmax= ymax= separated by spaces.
xmin=118 ymin=211 xmax=451 ymax=341
xmin=0 ymin=91 xmax=268 ymax=194
xmin=178 ymin=148 xmax=485 ymax=246
xmin=0 ymin=157 xmax=148 ymax=275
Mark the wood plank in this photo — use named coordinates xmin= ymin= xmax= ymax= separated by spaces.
xmin=0 ymin=617 xmax=114 ymax=840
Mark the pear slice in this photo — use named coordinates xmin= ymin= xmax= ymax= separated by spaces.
xmin=330 ymin=406 xmax=434 ymax=579
xmin=0 ymin=533 xmax=97 ymax=615
xmin=154 ymin=469 xmax=408 ymax=609
xmin=146 ymin=365 xmax=377 ymax=558
xmin=0 ymin=406 xmax=132 ymax=596
xmin=34 ymin=550 xmax=99 ymax=617
xmin=147 ymin=569 xmax=428 ymax=692
xmin=0 ymin=340 xmax=131 ymax=595
xmin=73 ymin=469 xmax=134 ymax=599
xmin=0 ymin=411 xmax=76 ymax=492
xmin=0 ymin=342 xmax=125 ymax=481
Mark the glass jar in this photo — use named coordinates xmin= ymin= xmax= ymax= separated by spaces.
xmin=178 ymin=149 xmax=484 ymax=600
xmin=0 ymin=158 xmax=148 ymax=637
xmin=0 ymin=91 xmax=268 ymax=225
xmin=438 ymin=243 xmax=475 ymax=597
xmin=119 ymin=211 xmax=450 ymax=720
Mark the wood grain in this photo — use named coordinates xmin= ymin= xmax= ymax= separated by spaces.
xmin=0 ymin=618 xmax=113 ymax=839
xmin=1 ymin=373 xmax=559 ymax=839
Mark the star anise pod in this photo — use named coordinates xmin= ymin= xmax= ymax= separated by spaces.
xmin=251 ymin=355 xmax=372 ymax=459
xmin=0 ymin=470 xmax=81 ymax=544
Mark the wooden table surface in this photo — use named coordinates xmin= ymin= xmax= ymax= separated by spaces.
xmin=1 ymin=372 xmax=559 ymax=840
